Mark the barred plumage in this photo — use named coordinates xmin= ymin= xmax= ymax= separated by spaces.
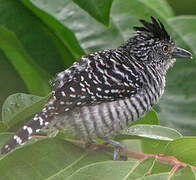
xmin=1 ymin=16 xmax=192 ymax=157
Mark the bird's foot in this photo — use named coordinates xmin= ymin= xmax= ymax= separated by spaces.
xmin=86 ymin=138 xmax=127 ymax=160
xmin=105 ymin=139 xmax=127 ymax=160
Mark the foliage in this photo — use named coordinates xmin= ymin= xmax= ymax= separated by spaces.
xmin=0 ymin=0 xmax=196 ymax=179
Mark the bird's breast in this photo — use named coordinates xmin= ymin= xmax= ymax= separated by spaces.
xmin=52 ymin=89 xmax=155 ymax=140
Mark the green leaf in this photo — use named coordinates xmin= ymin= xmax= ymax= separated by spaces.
xmin=0 ymin=26 xmax=50 ymax=96
xmin=48 ymin=150 xmax=112 ymax=179
xmin=1 ymin=93 xmax=49 ymax=130
xmin=116 ymin=125 xmax=182 ymax=141
xmin=72 ymin=0 xmax=114 ymax=26
xmin=170 ymin=165 xmax=196 ymax=180
xmin=21 ymin=0 xmax=85 ymax=62
xmin=126 ymin=156 xmax=156 ymax=179
xmin=0 ymin=138 xmax=111 ymax=180
xmin=164 ymin=137 xmax=196 ymax=166
xmin=67 ymin=161 xmax=136 ymax=180
xmin=67 ymin=157 xmax=156 ymax=180
xmin=137 ymin=172 xmax=169 ymax=180
xmin=131 ymin=110 xmax=159 ymax=126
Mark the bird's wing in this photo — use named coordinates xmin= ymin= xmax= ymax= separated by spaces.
xmin=51 ymin=50 xmax=144 ymax=113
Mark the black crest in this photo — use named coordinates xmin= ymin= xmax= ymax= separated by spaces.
xmin=133 ymin=16 xmax=170 ymax=41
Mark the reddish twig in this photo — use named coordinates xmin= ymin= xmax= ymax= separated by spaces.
xmin=67 ymin=139 xmax=196 ymax=172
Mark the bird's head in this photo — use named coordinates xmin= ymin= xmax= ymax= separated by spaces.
xmin=123 ymin=16 xmax=192 ymax=71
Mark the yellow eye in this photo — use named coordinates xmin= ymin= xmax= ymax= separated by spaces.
xmin=162 ymin=45 xmax=169 ymax=53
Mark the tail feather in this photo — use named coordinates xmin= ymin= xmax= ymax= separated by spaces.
xmin=1 ymin=105 xmax=56 ymax=154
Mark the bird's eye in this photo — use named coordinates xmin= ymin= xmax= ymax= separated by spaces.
xmin=162 ymin=45 xmax=169 ymax=53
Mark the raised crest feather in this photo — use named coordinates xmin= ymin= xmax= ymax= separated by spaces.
xmin=133 ymin=16 xmax=170 ymax=41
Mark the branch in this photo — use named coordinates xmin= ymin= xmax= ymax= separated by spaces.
xmin=33 ymin=136 xmax=196 ymax=173
xmin=67 ymin=139 xmax=196 ymax=172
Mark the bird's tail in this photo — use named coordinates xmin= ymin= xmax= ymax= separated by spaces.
xmin=1 ymin=104 xmax=56 ymax=154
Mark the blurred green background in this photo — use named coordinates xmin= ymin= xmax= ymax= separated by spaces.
xmin=0 ymin=0 xmax=196 ymax=134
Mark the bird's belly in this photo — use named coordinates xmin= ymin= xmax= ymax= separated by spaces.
xmin=52 ymin=91 xmax=154 ymax=141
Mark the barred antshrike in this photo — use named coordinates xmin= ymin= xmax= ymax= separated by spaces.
xmin=1 ymin=17 xmax=192 ymax=160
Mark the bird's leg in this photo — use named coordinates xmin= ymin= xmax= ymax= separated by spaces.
xmin=85 ymin=138 xmax=127 ymax=160
xmin=102 ymin=139 xmax=126 ymax=160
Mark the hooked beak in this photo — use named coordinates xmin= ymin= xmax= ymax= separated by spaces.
xmin=172 ymin=47 xmax=192 ymax=59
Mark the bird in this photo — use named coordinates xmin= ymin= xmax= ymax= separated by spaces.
xmin=1 ymin=16 xmax=192 ymax=160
